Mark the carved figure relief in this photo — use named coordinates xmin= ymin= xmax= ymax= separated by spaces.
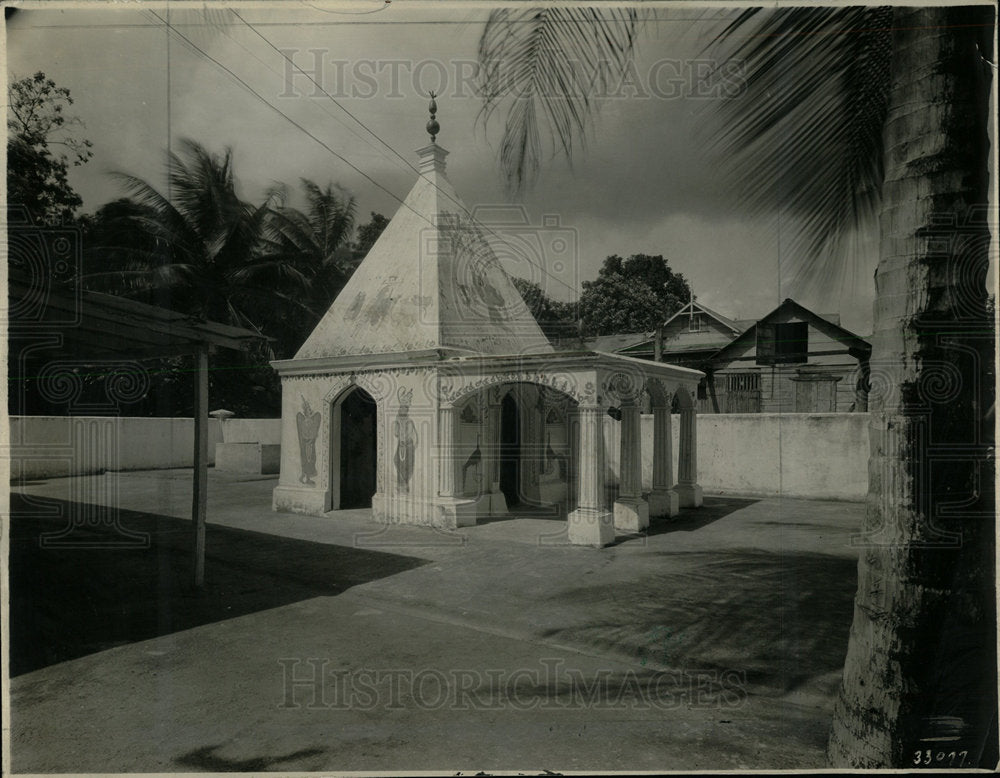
xmin=543 ymin=433 xmax=569 ymax=481
xmin=462 ymin=434 xmax=483 ymax=495
xmin=296 ymin=396 xmax=322 ymax=486
xmin=393 ymin=387 xmax=417 ymax=492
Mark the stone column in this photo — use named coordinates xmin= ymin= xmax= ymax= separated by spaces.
xmin=484 ymin=397 xmax=507 ymax=514
xmin=524 ymin=391 xmax=544 ymax=505
xmin=567 ymin=404 xmax=615 ymax=546
xmin=613 ymin=399 xmax=649 ymax=531
xmin=437 ymin=403 xmax=458 ymax=497
xmin=674 ymin=405 xmax=703 ymax=507
xmin=430 ymin=401 xmax=476 ymax=528
xmin=648 ymin=403 xmax=679 ymax=518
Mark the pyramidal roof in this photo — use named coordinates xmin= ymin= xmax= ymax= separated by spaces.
xmin=295 ymin=137 xmax=553 ymax=361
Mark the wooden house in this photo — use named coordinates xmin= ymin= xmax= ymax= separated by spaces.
xmin=703 ymin=299 xmax=871 ymax=414
xmin=588 ymin=298 xmax=871 ymax=414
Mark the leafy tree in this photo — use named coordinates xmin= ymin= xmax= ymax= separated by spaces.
xmin=7 ymin=71 xmax=93 ymax=224
xmin=478 ymin=7 xmax=995 ymax=767
xmin=353 ymin=211 xmax=390 ymax=263
xmin=578 ymin=254 xmax=689 ymax=336
xmin=510 ymin=276 xmax=580 ymax=345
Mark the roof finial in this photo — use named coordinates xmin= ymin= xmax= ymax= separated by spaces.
xmin=426 ymin=91 xmax=440 ymax=143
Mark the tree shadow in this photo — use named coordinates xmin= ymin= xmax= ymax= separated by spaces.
xmin=8 ymin=493 xmax=430 ymax=676
xmin=538 ymin=547 xmax=856 ymax=697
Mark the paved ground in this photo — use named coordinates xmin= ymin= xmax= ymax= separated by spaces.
xmin=8 ymin=469 xmax=863 ymax=772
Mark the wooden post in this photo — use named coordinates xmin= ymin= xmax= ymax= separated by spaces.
xmin=192 ymin=345 xmax=209 ymax=588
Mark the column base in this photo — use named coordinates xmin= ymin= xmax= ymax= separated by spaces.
xmin=486 ymin=489 xmax=508 ymax=516
xmin=567 ymin=508 xmax=615 ymax=547
xmin=613 ymin=497 xmax=649 ymax=532
xmin=273 ymin=484 xmax=331 ymax=515
xmin=648 ymin=488 xmax=679 ymax=518
xmin=674 ymin=483 xmax=703 ymax=508
xmin=431 ymin=496 xmax=479 ymax=528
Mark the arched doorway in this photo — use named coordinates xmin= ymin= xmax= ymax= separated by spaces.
xmin=449 ymin=381 xmax=577 ymax=520
xmin=499 ymin=392 xmax=521 ymax=507
xmin=339 ymin=388 xmax=377 ymax=509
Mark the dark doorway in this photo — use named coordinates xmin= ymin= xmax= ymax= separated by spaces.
xmin=499 ymin=392 xmax=520 ymax=507
xmin=339 ymin=389 xmax=377 ymax=508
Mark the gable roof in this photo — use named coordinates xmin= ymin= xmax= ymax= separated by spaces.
xmin=295 ymin=143 xmax=553 ymax=361
xmin=662 ymin=300 xmax=746 ymax=335
xmin=709 ymin=298 xmax=871 ymax=364
xmin=585 ymin=332 xmax=652 ymax=354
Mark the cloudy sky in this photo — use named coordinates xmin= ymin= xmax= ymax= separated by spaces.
xmin=7 ymin=2 xmax=883 ymax=333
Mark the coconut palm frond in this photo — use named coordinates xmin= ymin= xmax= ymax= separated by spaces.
xmin=81 ymin=264 xmax=199 ymax=296
xmin=110 ymin=172 xmax=199 ymax=248
xmin=708 ymin=6 xmax=893 ymax=291
xmin=263 ymin=181 xmax=289 ymax=208
xmin=478 ymin=7 xmax=642 ymax=197
xmin=229 ymin=284 xmax=319 ymax=318
xmin=300 ymin=178 xmax=358 ymax=256
xmin=217 ymin=199 xmax=272 ymax=270
xmin=167 ymin=138 xmax=244 ymax=243
xmin=261 ymin=212 xmax=321 ymax=263
xmin=227 ymin=259 xmax=312 ymax=290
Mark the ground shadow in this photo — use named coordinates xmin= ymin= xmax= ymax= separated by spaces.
xmin=175 ymin=745 xmax=327 ymax=772
xmin=8 ymin=494 xmax=430 ymax=676
xmin=643 ymin=496 xmax=760 ymax=536
xmin=539 ymin=547 xmax=856 ymax=697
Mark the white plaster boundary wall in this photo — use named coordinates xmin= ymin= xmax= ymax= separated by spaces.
xmin=10 ymin=414 xmax=869 ymax=500
xmin=605 ymin=412 xmax=870 ymax=502
xmin=218 ymin=418 xmax=282 ymax=444
xmin=6 ymin=416 xmax=279 ymax=480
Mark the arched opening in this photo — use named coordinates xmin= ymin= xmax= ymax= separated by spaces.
xmin=450 ymin=380 xmax=578 ymax=520
xmin=338 ymin=387 xmax=377 ymax=509
xmin=499 ymin=392 xmax=521 ymax=507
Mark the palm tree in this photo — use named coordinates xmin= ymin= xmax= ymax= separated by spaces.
xmin=83 ymin=139 xmax=331 ymax=415
xmin=478 ymin=6 xmax=995 ymax=768
xmin=86 ymin=138 xmax=311 ymax=340
xmin=260 ymin=177 xmax=358 ymax=346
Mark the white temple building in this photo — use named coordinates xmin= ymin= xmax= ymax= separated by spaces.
xmin=271 ymin=101 xmax=703 ymax=546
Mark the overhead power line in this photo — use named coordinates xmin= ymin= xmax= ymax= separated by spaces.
xmin=147 ymin=8 xmax=580 ymax=301
xmin=230 ymin=10 xmax=580 ymax=300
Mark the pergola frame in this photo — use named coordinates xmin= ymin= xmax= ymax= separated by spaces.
xmin=7 ymin=270 xmax=267 ymax=587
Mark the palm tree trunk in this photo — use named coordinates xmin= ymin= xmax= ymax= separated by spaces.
xmin=828 ymin=6 xmax=996 ymax=768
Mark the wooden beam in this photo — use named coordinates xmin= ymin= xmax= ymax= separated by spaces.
xmin=8 ymin=274 xmax=265 ymax=354
xmin=192 ymin=345 xmax=209 ymax=589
